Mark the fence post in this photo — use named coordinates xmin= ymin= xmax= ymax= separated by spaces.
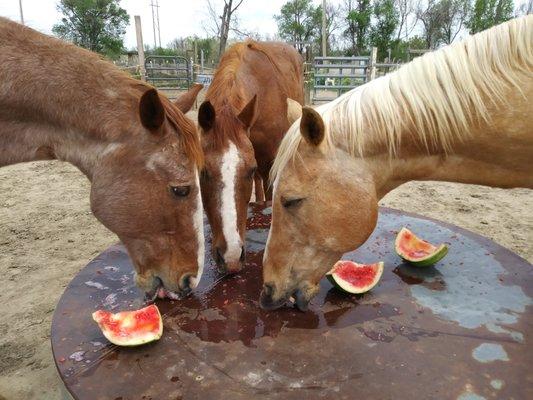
xmin=134 ymin=16 xmax=146 ymax=82
xmin=368 ymin=47 xmax=377 ymax=82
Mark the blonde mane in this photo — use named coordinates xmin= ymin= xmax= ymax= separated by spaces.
xmin=272 ymin=16 xmax=532 ymax=182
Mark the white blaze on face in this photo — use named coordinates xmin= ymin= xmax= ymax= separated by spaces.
xmin=220 ymin=141 xmax=242 ymax=262
xmin=190 ymin=170 xmax=205 ymax=289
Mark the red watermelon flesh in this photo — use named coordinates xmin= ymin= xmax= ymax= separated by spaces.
xmin=336 ymin=264 xmax=378 ymax=287
xmin=92 ymin=304 xmax=163 ymax=346
xmin=326 ymin=260 xmax=384 ymax=294
xmin=395 ymin=227 xmax=448 ymax=267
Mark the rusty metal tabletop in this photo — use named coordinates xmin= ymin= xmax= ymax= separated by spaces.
xmin=51 ymin=204 xmax=533 ymax=400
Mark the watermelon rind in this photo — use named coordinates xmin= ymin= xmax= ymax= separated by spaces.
xmin=326 ymin=261 xmax=384 ymax=294
xmin=92 ymin=304 xmax=163 ymax=347
xmin=395 ymin=227 xmax=448 ymax=267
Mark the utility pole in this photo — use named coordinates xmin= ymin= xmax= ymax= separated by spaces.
xmin=321 ymin=0 xmax=327 ymax=57
xmin=150 ymin=0 xmax=161 ymax=48
xmin=135 ymin=16 xmax=146 ymax=82
xmin=18 ymin=0 xmax=24 ymax=24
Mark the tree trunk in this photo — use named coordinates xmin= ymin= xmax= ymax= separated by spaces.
xmin=218 ymin=1 xmax=229 ymax=60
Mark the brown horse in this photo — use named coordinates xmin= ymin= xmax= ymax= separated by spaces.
xmin=197 ymin=41 xmax=303 ymax=273
xmin=261 ymin=16 xmax=533 ymax=311
xmin=0 ymin=18 xmax=205 ymax=300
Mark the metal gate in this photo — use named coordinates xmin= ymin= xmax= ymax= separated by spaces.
xmin=312 ymin=56 xmax=370 ymax=103
xmin=144 ymin=55 xmax=192 ymax=99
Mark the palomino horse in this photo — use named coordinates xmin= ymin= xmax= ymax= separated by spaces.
xmin=197 ymin=41 xmax=303 ymax=273
xmin=0 ymin=18 xmax=205 ymax=300
xmin=261 ymin=16 xmax=533 ymax=311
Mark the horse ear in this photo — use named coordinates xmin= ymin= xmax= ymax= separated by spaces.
xmin=300 ymin=107 xmax=325 ymax=146
xmin=139 ymin=88 xmax=165 ymax=133
xmin=175 ymin=83 xmax=203 ymax=113
xmin=286 ymin=98 xmax=302 ymax=125
xmin=238 ymin=94 xmax=258 ymax=129
xmin=198 ymin=101 xmax=215 ymax=132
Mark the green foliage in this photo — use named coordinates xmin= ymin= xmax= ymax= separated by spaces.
xmin=439 ymin=0 xmax=471 ymax=44
xmin=149 ymin=47 xmax=178 ymax=56
xmin=370 ymin=0 xmax=399 ymax=58
xmin=468 ymin=0 xmax=514 ymax=33
xmin=52 ymin=0 xmax=129 ymax=59
xmin=141 ymin=36 xmax=219 ymax=68
xmin=389 ymin=35 xmax=427 ymax=61
xmin=343 ymin=0 xmax=372 ymax=55
xmin=275 ymin=0 xmax=320 ymax=52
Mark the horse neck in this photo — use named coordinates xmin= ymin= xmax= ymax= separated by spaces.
xmin=358 ymin=88 xmax=533 ymax=198
xmin=0 ymin=119 xmax=123 ymax=179
xmin=0 ymin=72 xmax=144 ymax=180
xmin=326 ymin=82 xmax=533 ymax=199
xmin=0 ymin=19 xmax=144 ymax=179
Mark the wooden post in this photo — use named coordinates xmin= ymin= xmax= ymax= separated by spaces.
xmin=368 ymin=47 xmax=377 ymax=82
xmin=134 ymin=16 xmax=146 ymax=82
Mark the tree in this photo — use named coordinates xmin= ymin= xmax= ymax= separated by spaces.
xmin=316 ymin=1 xmax=341 ymax=54
xmin=439 ymin=0 xmax=471 ymax=44
xmin=370 ymin=0 xmax=399 ymax=57
xmin=468 ymin=0 xmax=515 ymax=33
xmin=395 ymin=0 xmax=418 ymax=40
xmin=342 ymin=0 xmax=372 ymax=55
xmin=416 ymin=0 xmax=446 ymax=49
xmin=52 ymin=0 xmax=129 ymax=59
xmin=275 ymin=0 xmax=320 ymax=53
xmin=204 ymin=0 xmax=247 ymax=61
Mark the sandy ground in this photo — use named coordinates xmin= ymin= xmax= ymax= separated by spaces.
xmin=0 ymin=160 xmax=531 ymax=399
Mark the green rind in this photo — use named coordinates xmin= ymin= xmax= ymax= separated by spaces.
xmin=326 ymin=261 xmax=384 ymax=294
xmin=395 ymin=227 xmax=449 ymax=267
xmin=400 ymin=244 xmax=448 ymax=267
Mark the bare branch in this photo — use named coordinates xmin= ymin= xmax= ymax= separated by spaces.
xmin=230 ymin=0 xmax=245 ymax=14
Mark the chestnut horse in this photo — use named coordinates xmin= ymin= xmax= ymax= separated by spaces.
xmin=261 ymin=16 xmax=533 ymax=311
xmin=197 ymin=41 xmax=303 ymax=273
xmin=0 ymin=18 xmax=205 ymax=299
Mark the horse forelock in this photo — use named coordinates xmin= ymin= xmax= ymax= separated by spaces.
xmin=206 ymin=101 xmax=249 ymax=151
xmin=159 ymin=96 xmax=203 ymax=169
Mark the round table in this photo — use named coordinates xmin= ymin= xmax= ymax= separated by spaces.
xmin=51 ymin=204 xmax=532 ymax=400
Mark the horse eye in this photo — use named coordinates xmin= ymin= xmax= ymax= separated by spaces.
xmin=281 ymin=197 xmax=304 ymax=208
xmin=170 ymin=185 xmax=190 ymax=197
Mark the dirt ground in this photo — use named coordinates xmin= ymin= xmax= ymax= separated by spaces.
xmin=0 ymin=160 xmax=531 ymax=400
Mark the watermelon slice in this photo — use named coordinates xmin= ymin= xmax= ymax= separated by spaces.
xmin=326 ymin=260 xmax=384 ymax=294
xmin=395 ymin=227 xmax=448 ymax=267
xmin=92 ymin=304 xmax=163 ymax=346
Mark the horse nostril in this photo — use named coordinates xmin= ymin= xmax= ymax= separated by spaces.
xmin=240 ymin=246 xmax=245 ymax=262
xmin=215 ymin=247 xmax=225 ymax=266
xmin=180 ymin=274 xmax=194 ymax=292
xmin=263 ymin=283 xmax=274 ymax=297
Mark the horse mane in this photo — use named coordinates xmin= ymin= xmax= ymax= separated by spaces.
xmin=272 ymin=16 xmax=532 ymax=182
xmin=204 ymin=40 xmax=292 ymax=148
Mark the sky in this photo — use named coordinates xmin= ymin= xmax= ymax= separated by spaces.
xmin=1 ymin=0 xmax=529 ymax=50
xmin=0 ymin=0 xmax=295 ymax=49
